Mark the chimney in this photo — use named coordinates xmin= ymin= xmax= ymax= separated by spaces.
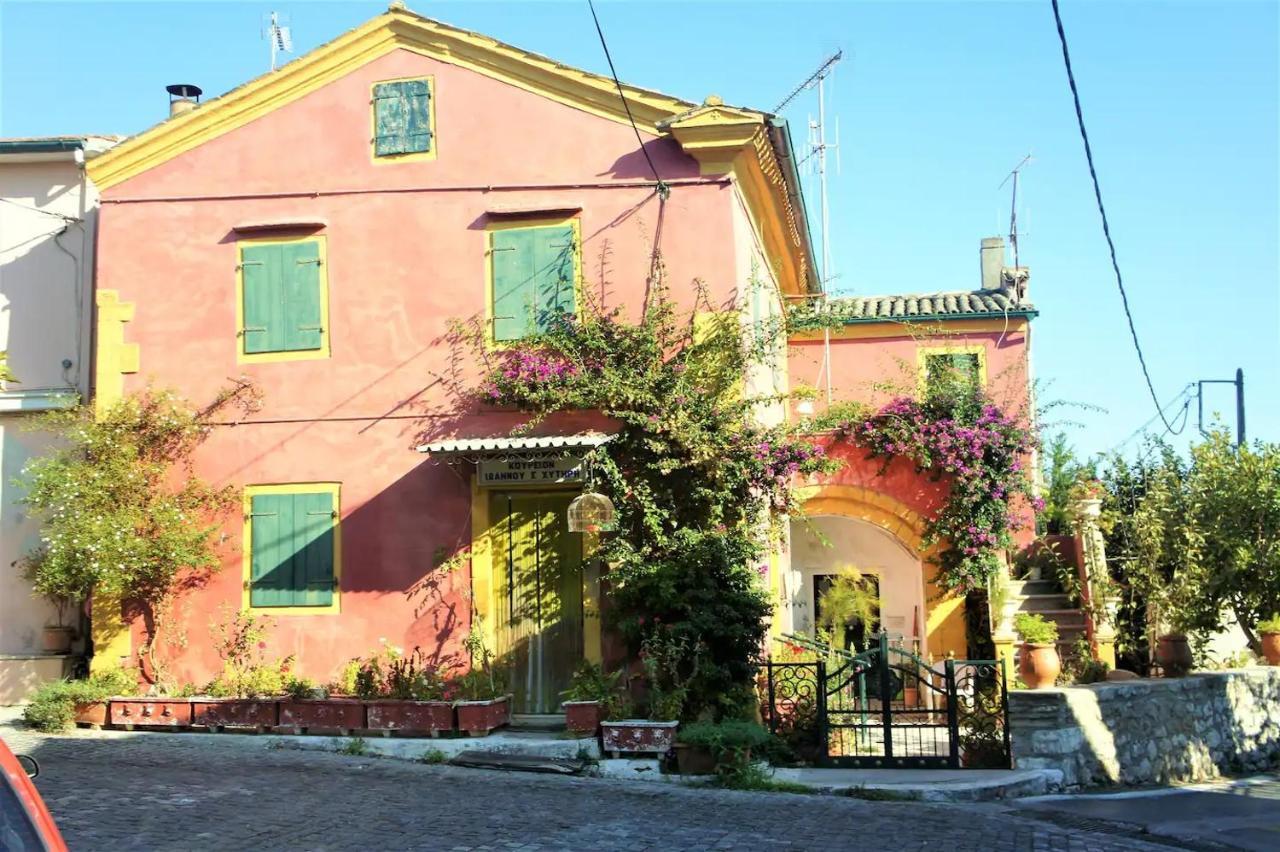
xmin=980 ymin=237 xmax=1005 ymax=291
xmin=166 ymin=84 xmax=203 ymax=117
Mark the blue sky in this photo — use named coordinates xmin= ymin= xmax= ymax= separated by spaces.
xmin=2 ymin=0 xmax=1276 ymax=460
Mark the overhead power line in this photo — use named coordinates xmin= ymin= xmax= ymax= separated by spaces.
xmin=586 ymin=0 xmax=667 ymax=197
xmin=1050 ymin=0 xmax=1178 ymax=435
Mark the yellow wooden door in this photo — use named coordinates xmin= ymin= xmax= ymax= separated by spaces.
xmin=491 ymin=492 xmax=583 ymax=714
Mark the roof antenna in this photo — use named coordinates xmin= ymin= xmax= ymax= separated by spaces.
xmin=775 ymin=50 xmax=843 ymax=408
xmin=263 ymin=11 xmax=293 ymax=72
xmin=998 ymin=153 xmax=1033 ymax=270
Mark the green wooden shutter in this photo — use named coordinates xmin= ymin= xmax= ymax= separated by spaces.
xmin=249 ymin=493 xmax=290 ymax=607
xmin=534 ymin=226 xmax=577 ymax=330
xmin=249 ymin=491 xmax=336 ymax=607
xmin=402 ymin=79 xmax=432 ymax=154
xmin=242 ymin=245 xmax=285 ymax=354
xmin=374 ymin=80 xmax=431 ymax=157
xmin=294 ymin=491 xmax=336 ymax=606
xmin=282 ymin=242 xmax=323 ymax=352
xmin=491 ymin=228 xmax=538 ymax=342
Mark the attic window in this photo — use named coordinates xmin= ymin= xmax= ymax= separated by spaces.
xmin=373 ymin=77 xmax=433 ymax=159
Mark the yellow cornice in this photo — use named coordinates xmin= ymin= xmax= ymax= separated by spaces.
xmin=88 ymin=8 xmax=696 ymax=192
xmin=789 ymin=317 xmax=1030 ymax=342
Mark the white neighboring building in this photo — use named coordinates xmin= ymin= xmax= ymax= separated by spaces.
xmin=0 ymin=135 xmax=118 ymax=702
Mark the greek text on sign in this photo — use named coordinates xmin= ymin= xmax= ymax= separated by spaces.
xmin=478 ymin=456 xmax=584 ymax=487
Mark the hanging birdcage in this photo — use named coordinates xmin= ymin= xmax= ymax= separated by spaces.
xmin=567 ymin=490 xmax=616 ymax=533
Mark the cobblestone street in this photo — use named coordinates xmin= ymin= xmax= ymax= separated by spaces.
xmin=3 ymin=724 xmax=1188 ymax=852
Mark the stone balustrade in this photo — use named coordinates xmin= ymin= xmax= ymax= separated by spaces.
xmin=1009 ymin=668 xmax=1280 ymax=787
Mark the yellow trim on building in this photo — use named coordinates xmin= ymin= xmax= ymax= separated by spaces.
xmin=369 ymin=74 xmax=438 ymax=164
xmin=86 ymin=8 xmax=697 ymax=192
xmin=789 ymin=317 xmax=1029 ymax=343
xmin=796 ymin=484 xmax=967 ymax=660
xmin=483 ymin=214 xmax=583 ymax=348
xmin=916 ymin=342 xmax=988 ymax=394
xmin=469 ymin=476 xmax=499 ymax=656
xmin=241 ymin=482 xmax=342 ymax=616
xmin=235 ymin=234 xmax=331 ymax=364
xmin=89 ymin=290 xmax=140 ymax=673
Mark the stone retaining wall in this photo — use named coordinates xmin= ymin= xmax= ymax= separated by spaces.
xmin=1009 ymin=667 xmax=1280 ymax=788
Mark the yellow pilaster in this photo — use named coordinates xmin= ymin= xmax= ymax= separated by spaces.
xmin=90 ymin=290 xmax=140 ymax=673
xmin=468 ymin=477 xmax=498 ymax=663
xmin=994 ymin=635 xmax=1017 ymax=676
xmin=582 ymin=530 xmax=603 ymax=665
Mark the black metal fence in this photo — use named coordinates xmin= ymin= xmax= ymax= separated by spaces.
xmin=757 ymin=633 xmax=1010 ymax=769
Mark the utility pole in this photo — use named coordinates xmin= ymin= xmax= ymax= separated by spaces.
xmin=1196 ymin=368 xmax=1246 ymax=447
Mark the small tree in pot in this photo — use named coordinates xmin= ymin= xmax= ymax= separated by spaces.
xmin=560 ymin=661 xmax=623 ymax=737
xmin=1257 ymin=615 xmax=1280 ymax=666
xmin=1014 ymin=613 xmax=1060 ymax=688
xmin=674 ymin=720 xmax=769 ymax=775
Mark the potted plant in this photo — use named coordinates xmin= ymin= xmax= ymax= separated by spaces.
xmin=1258 ymin=614 xmax=1280 ymax=666
xmin=21 ymin=668 xmax=137 ymax=732
xmin=560 ymin=661 xmax=623 ymax=737
xmin=278 ymin=678 xmax=364 ymax=735
xmin=40 ymin=597 xmax=75 ymax=655
xmin=190 ymin=611 xmax=286 ymax=731
xmin=1014 ymin=613 xmax=1060 ymax=688
xmin=1155 ymin=632 xmax=1194 ymax=678
xmin=364 ymin=647 xmax=455 ymax=737
xmin=451 ymin=670 xmax=509 ymax=736
xmin=673 ymin=720 xmax=769 ymax=775
xmin=601 ymin=628 xmax=693 ymax=757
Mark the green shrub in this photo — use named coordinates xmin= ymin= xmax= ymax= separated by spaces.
xmin=561 ymin=661 xmax=626 ymax=720
xmin=1014 ymin=613 xmax=1059 ymax=645
xmin=676 ymin=720 xmax=770 ymax=757
xmin=1258 ymin=614 xmax=1280 ymax=634
xmin=23 ymin=669 xmax=138 ymax=732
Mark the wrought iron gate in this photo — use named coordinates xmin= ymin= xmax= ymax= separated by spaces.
xmin=758 ymin=633 xmax=1010 ymax=769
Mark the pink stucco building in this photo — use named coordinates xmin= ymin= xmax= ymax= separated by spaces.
xmin=85 ymin=6 xmax=1037 ymax=709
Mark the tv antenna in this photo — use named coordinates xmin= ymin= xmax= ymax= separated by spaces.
xmin=998 ymin=153 xmax=1033 ymax=270
xmin=263 ymin=11 xmax=293 ymax=71
xmin=775 ymin=50 xmax=843 ymax=405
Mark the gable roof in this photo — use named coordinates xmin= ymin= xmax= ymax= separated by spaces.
xmin=85 ymin=3 xmax=817 ymax=294
xmin=789 ymin=287 xmax=1037 ymax=328
xmin=87 ymin=5 xmax=707 ymax=192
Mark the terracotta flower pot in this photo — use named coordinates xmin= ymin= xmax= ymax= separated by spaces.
xmin=1156 ymin=634 xmax=1193 ymax=677
xmin=41 ymin=626 xmax=73 ymax=655
xmin=1260 ymin=632 xmax=1280 ymax=666
xmin=191 ymin=698 xmax=279 ymax=732
xmin=454 ymin=696 xmax=510 ymax=737
xmin=365 ymin=700 xmax=454 ymax=737
xmin=673 ymin=743 xmax=718 ymax=775
xmin=73 ymin=701 xmax=108 ymax=728
xmin=600 ymin=720 xmax=679 ymax=757
xmin=109 ymin=697 xmax=192 ymax=729
xmin=277 ymin=698 xmax=364 ymax=735
xmin=563 ymin=700 xmax=601 ymax=736
xmin=1018 ymin=643 xmax=1060 ymax=689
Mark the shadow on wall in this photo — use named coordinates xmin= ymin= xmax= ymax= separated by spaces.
xmin=1010 ymin=670 xmax=1280 ymax=787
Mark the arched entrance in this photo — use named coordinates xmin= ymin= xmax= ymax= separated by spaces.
xmin=788 ymin=515 xmax=929 ymax=658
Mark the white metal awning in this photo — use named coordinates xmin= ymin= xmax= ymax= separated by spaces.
xmin=416 ymin=433 xmax=612 ymax=459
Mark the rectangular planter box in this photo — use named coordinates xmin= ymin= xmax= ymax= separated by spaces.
xmin=563 ymin=700 xmax=601 ymax=736
xmin=455 ymin=696 xmax=510 ymax=736
xmin=73 ymin=701 xmax=108 ymax=728
xmin=601 ymin=720 xmax=679 ymax=757
xmin=191 ymin=698 xmax=279 ymax=732
xmin=109 ymin=697 xmax=192 ymax=729
xmin=364 ymin=700 xmax=454 ymax=737
xmin=277 ymin=699 xmax=364 ymax=735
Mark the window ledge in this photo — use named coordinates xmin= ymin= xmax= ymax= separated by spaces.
xmin=232 ymin=217 xmax=327 ymax=233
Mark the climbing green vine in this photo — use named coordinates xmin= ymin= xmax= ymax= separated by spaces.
xmin=462 ymin=282 xmax=835 ymax=719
